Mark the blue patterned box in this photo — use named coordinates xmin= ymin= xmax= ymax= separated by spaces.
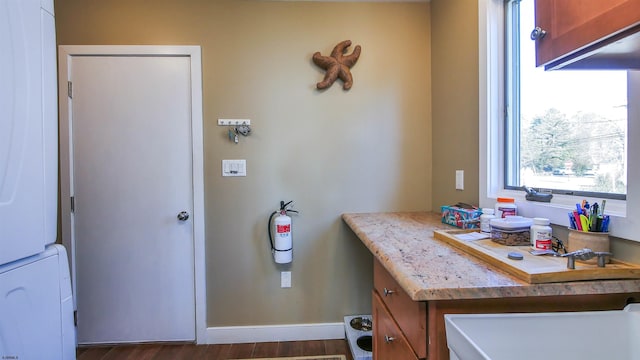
xmin=441 ymin=205 xmax=482 ymax=229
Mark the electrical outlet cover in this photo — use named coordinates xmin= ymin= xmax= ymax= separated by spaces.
xmin=281 ymin=271 xmax=291 ymax=288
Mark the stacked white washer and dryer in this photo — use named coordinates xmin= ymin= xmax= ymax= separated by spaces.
xmin=0 ymin=0 xmax=76 ymax=359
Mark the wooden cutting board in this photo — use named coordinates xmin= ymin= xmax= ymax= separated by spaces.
xmin=433 ymin=229 xmax=640 ymax=284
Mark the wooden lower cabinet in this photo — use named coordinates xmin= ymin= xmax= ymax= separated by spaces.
xmin=373 ymin=259 xmax=426 ymax=358
xmin=373 ymin=291 xmax=418 ymax=360
xmin=372 ymin=258 xmax=640 ymax=360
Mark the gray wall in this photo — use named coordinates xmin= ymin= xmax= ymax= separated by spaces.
xmin=55 ymin=0 xmax=432 ymax=326
xmin=431 ymin=0 xmax=479 ymax=209
xmin=56 ymin=0 xmax=639 ymax=330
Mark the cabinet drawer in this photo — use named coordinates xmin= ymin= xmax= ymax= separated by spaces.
xmin=373 ymin=291 xmax=418 ymax=360
xmin=373 ymin=258 xmax=426 ymax=358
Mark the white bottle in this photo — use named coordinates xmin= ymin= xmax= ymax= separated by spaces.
xmin=531 ymin=217 xmax=552 ymax=250
xmin=480 ymin=208 xmax=496 ymax=233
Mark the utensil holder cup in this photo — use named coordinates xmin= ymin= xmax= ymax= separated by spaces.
xmin=567 ymin=229 xmax=610 ymax=264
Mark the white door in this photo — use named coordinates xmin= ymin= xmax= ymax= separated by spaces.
xmin=60 ymin=50 xmax=202 ymax=344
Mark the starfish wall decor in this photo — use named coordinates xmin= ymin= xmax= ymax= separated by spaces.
xmin=312 ymin=40 xmax=361 ymax=90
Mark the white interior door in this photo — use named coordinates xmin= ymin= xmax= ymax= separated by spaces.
xmin=61 ymin=51 xmax=201 ymax=344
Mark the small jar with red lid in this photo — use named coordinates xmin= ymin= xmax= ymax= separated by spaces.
xmin=495 ymin=197 xmax=517 ymax=218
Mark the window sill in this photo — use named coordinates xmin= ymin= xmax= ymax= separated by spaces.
xmin=490 ymin=189 xmax=629 ymax=239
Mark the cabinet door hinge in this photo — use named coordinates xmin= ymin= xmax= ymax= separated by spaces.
xmin=67 ymin=81 xmax=73 ymax=98
xmin=74 ymin=310 xmax=78 ymax=327
xmin=70 ymin=196 xmax=75 ymax=213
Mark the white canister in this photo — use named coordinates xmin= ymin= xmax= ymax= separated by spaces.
xmin=531 ymin=217 xmax=552 ymax=250
xmin=480 ymin=208 xmax=495 ymax=233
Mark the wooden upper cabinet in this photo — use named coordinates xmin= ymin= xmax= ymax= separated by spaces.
xmin=534 ymin=0 xmax=640 ymax=69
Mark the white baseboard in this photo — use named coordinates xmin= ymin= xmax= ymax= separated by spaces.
xmin=206 ymin=322 xmax=345 ymax=344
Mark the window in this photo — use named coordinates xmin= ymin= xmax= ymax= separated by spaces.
xmin=479 ymin=0 xmax=640 ymax=240
xmin=505 ymin=0 xmax=627 ymax=200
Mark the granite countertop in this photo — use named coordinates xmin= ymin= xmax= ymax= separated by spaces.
xmin=342 ymin=212 xmax=640 ymax=301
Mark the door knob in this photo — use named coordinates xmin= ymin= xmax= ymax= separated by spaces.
xmin=530 ymin=26 xmax=547 ymax=40
xmin=177 ymin=211 xmax=190 ymax=221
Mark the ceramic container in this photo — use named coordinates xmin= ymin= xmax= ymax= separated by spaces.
xmin=567 ymin=229 xmax=610 ymax=264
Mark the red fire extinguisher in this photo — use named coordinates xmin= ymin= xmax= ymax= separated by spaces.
xmin=268 ymin=200 xmax=298 ymax=264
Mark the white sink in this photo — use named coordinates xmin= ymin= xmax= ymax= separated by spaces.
xmin=445 ymin=304 xmax=640 ymax=360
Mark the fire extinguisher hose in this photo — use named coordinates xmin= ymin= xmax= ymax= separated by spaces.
xmin=268 ymin=210 xmax=278 ymax=251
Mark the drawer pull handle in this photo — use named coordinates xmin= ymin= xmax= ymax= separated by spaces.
xmin=384 ymin=335 xmax=395 ymax=343
xmin=383 ymin=288 xmax=395 ymax=296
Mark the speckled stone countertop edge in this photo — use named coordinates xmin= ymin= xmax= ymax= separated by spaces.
xmin=342 ymin=212 xmax=640 ymax=301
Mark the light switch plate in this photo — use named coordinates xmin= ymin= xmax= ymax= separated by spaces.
xmin=222 ymin=159 xmax=246 ymax=177
xmin=456 ymin=170 xmax=464 ymax=190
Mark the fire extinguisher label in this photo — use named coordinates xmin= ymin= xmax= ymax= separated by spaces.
xmin=277 ymin=224 xmax=290 ymax=233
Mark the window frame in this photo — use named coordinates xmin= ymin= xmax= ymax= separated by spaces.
xmin=478 ymin=0 xmax=640 ymax=241
xmin=503 ymin=0 xmax=627 ymax=201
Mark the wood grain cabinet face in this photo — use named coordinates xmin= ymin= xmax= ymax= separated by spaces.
xmin=534 ymin=0 xmax=640 ymax=69
xmin=373 ymin=292 xmax=418 ymax=360
xmin=373 ymin=259 xmax=427 ymax=359
xmin=371 ymin=258 xmax=640 ymax=360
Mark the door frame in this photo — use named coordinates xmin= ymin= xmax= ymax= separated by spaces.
xmin=58 ymin=45 xmax=206 ymax=343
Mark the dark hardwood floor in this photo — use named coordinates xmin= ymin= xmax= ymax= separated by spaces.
xmin=76 ymin=339 xmax=354 ymax=360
